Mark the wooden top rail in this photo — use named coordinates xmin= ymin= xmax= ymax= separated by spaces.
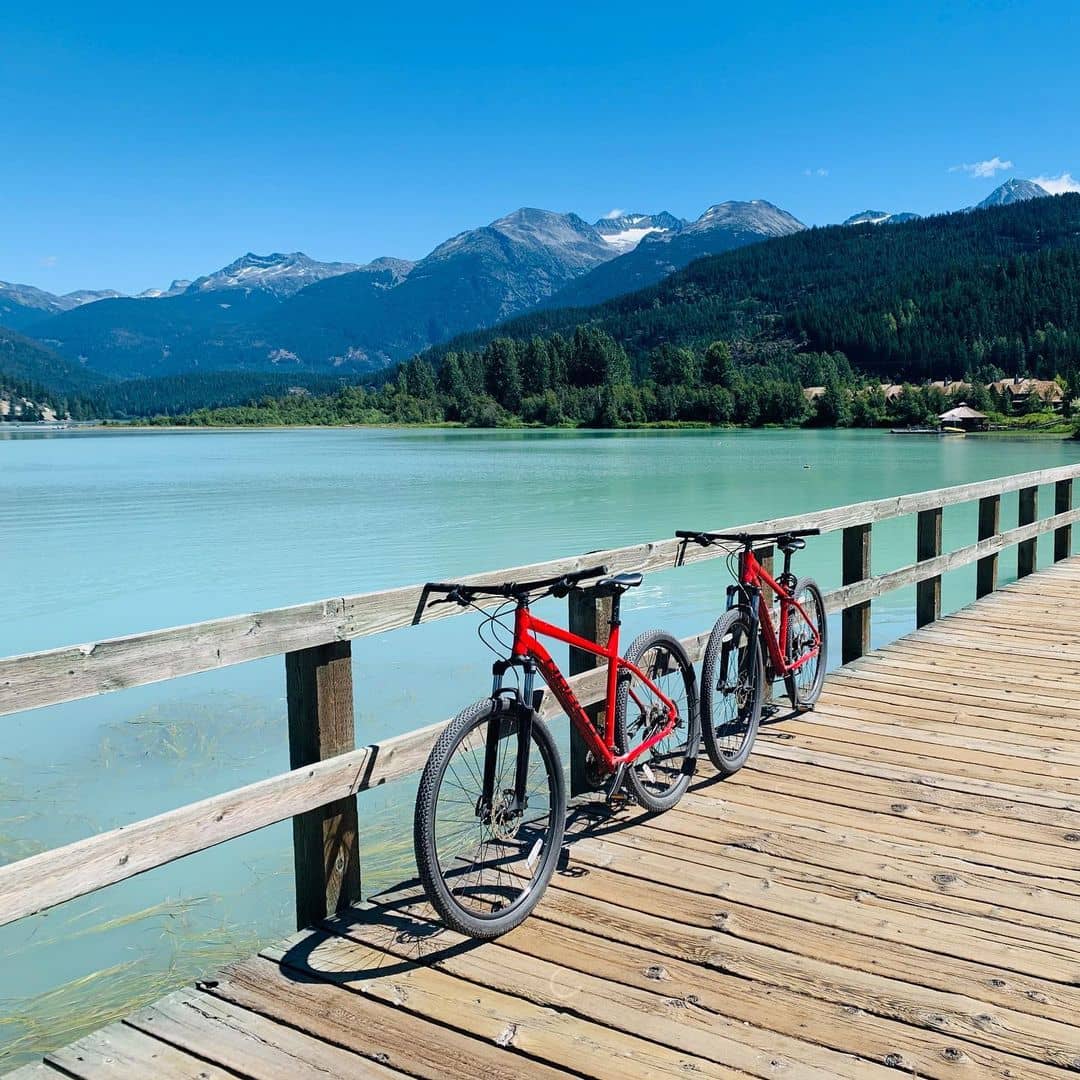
xmin=3 ymin=461 xmax=1079 ymax=719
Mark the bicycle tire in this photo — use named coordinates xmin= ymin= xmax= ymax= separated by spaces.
xmin=700 ymin=608 xmax=764 ymax=776
xmin=783 ymin=576 xmax=828 ymax=709
xmin=615 ymin=630 xmax=699 ymax=812
xmin=414 ymin=696 xmax=566 ymax=939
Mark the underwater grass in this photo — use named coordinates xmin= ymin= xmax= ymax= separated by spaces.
xmin=0 ymin=899 xmax=269 ymax=1071
xmin=0 ymin=695 xmax=429 ymax=1072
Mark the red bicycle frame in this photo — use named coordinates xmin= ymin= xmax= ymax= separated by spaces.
xmin=737 ymin=547 xmax=821 ymax=676
xmin=507 ymin=601 xmax=679 ymax=770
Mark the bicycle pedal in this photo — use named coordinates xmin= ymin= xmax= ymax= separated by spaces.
xmin=604 ymin=763 xmax=627 ymax=802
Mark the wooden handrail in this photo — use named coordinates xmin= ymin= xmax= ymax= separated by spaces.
xmin=2 ymin=461 xmax=1079 ymax=931
xmin=3 ymin=461 xmax=1079 ymax=718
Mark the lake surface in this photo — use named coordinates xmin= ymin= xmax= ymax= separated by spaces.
xmin=2 ymin=426 xmax=1077 ymax=1066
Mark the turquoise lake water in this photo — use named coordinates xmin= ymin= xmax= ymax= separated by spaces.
xmin=1 ymin=426 xmax=1077 ymax=1067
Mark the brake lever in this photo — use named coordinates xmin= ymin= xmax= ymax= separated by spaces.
xmin=430 ymin=589 xmax=469 ymax=608
xmin=412 ymin=584 xmax=466 ymax=625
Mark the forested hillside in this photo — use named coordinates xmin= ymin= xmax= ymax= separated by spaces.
xmin=432 ymin=194 xmax=1080 ymax=382
xmin=0 ymin=328 xmax=106 ymax=418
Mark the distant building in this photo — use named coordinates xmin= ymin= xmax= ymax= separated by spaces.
xmin=929 ymin=380 xmax=969 ymax=396
xmin=939 ymin=404 xmax=989 ymax=431
xmin=802 ymin=386 xmax=825 ymax=402
xmin=989 ymin=377 xmax=1064 ymax=412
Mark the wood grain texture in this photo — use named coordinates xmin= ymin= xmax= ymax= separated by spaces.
xmin=567 ymin=585 xmax=612 ymax=797
xmin=1018 ymin=484 xmax=1039 ymax=578
xmin=915 ymin=506 xmax=942 ymax=627
xmin=1056 ymin=478 xmax=1073 ymax=562
xmin=977 ymin=492 xmax=1001 ymax=597
xmin=286 ymin=641 xmax=361 ymax=930
xmin=841 ymin=522 xmax=871 ymax=662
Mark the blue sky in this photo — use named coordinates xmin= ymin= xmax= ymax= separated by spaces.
xmin=2 ymin=1 xmax=1078 ymax=294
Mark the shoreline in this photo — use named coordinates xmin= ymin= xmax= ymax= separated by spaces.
xmin=5 ymin=420 xmax=1074 ymax=439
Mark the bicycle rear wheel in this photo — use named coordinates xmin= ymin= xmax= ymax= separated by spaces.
xmin=615 ymin=630 xmax=699 ymax=813
xmin=700 ymin=608 xmax=764 ymax=776
xmin=414 ymin=697 xmax=566 ymax=939
xmin=784 ymin=576 xmax=827 ymax=709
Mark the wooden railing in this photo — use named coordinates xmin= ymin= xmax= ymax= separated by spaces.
xmin=2 ymin=462 xmax=1079 ymax=933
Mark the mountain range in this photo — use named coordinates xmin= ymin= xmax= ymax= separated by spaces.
xmin=0 ymin=177 xmax=1065 ymax=406
xmin=11 ymin=202 xmax=805 ymax=381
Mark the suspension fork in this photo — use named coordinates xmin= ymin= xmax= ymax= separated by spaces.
xmin=481 ymin=658 xmax=535 ymax=817
xmin=724 ymin=569 xmax=761 ymax=682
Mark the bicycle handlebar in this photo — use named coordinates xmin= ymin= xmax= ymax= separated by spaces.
xmin=675 ymin=528 xmax=821 ymax=546
xmin=412 ymin=564 xmax=609 ymax=623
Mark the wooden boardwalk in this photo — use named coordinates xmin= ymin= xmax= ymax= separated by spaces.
xmin=14 ymin=560 xmax=1080 ymax=1079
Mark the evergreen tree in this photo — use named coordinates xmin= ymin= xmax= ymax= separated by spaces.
xmin=483 ymin=339 xmax=523 ymax=411
xmin=702 ymin=341 xmax=736 ymax=388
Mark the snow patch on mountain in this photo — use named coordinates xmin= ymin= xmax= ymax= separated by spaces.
xmin=681 ymin=200 xmax=805 ymax=239
xmin=593 ymin=212 xmax=684 ymax=253
xmin=188 ymin=252 xmax=362 ymax=297
xmin=138 ymin=280 xmax=191 ymax=299
xmin=843 ymin=210 xmax=921 ymax=226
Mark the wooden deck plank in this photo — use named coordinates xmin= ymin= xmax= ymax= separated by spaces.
xmin=261 ymin=927 xmax=741 ymax=1079
xmin=563 ymin=834 xmax=1080 ymax=981
xmin=123 ymin=989 xmax=407 ymax=1079
xmin=500 ymin=902 xmax=1079 ymax=1079
xmin=678 ymin=782 xmax=1080 ymax=882
xmin=206 ymin=957 xmax=573 ymax=1080
xmin=44 ymin=1022 xmax=241 ymax=1079
xmin=21 ymin=559 xmax=1080 ymax=1077
xmin=528 ymin=880 xmax=1080 ymax=1073
xmin=727 ymin=755 xmax=1080 ymax=844
xmin=328 ymin=901 xmax=892 ymax=1079
xmin=622 ymin=809 xmax=1080 ymax=935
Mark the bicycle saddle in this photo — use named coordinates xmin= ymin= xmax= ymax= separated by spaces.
xmin=777 ymin=535 xmax=806 ymax=554
xmin=597 ymin=571 xmax=643 ymax=592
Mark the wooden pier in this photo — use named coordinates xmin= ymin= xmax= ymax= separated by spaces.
xmin=4 ymin=464 xmax=1080 ymax=1077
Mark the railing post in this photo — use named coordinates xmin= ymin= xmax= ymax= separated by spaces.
xmin=285 ymin=640 xmax=361 ymax=930
xmin=568 ymin=586 xmax=612 ymax=797
xmin=1055 ymin=479 xmax=1073 ymax=562
xmin=976 ymin=494 xmax=1000 ymax=597
xmin=1018 ymin=486 xmax=1038 ymax=578
xmin=916 ymin=507 xmax=943 ymax=627
xmin=841 ymin=523 xmax=871 ymax=663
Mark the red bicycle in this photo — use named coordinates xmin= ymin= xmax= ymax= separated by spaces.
xmin=412 ymin=565 xmax=698 ymax=938
xmin=677 ymin=529 xmax=827 ymax=776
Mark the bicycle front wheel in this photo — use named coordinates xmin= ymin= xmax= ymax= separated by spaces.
xmin=414 ymin=697 xmax=566 ymax=939
xmin=700 ymin=608 xmax=764 ymax=776
xmin=784 ymin=576 xmax=827 ymax=709
xmin=615 ymin=630 xmax=699 ymax=813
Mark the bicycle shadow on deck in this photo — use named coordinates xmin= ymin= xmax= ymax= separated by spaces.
xmin=268 ymin=700 xmax=804 ymax=996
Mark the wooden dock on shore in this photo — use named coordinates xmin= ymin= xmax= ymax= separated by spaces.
xmin=4 ymin=464 xmax=1080 ymax=1077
